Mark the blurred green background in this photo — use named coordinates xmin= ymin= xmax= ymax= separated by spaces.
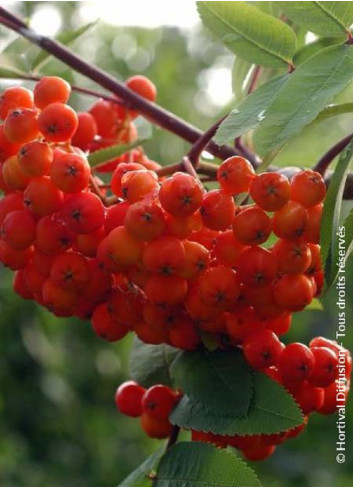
xmin=0 ymin=1 xmax=352 ymax=486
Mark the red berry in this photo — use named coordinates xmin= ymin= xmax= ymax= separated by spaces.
xmin=250 ymin=172 xmax=291 ymax=211
xmin=142 ymin=385 xmax=178 ymax=420
xmin=115 ymin=381 xmax=145 ymax=417
xmin=243 ymin=329 xmax=283 ymax=370
xmin=34 ymin=76 xmax=71 ymax=109
xmin=140 ymin=412 xmax=173 ymax=439
xmin=237 ymin=246 xmax=278 ymax=288
xmin=291 ymin=170 xmax=326 ymax=208
xmin=217 ymin=156 xmax=255 ymax=195
xmin=273 ymin=274 xmax=314 ymax=312
xmin=273 ymin=201 xmax=308 ymax=240
xmin=309 ymin=347 xmax=339 ymax=387
xmin=159 ymin=172 xmax=203 ymax=217
xmin=0 ymin=86 xmax=33 ymax=119
xmin=279 ymin=343 xmax=315 ymax=384
xmin=200 ymin=189 xmax=236 ymax=231
xmin=38 ymin=103 xmax=78 ymax=142
xmin=233 ymin=206 xmax=272 ymax=245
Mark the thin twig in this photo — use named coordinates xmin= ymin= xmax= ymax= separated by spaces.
xmin=182 ymin=156 xmax=201 ymax=183
xmin=235 ymin=137 xmax=261 ymax=166
xmin=166 ymin=425 xmax=180 ymax=450
xmin=187 ymin=116 xmax=230 ymax=168
xmin=314 ymin=132 xmax=353 ymax=176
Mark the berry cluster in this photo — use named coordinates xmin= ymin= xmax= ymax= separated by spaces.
xmin=0 ymin=76 xmax=326 ymax=348
xmin=115 ymin=381 xmax=180 ymax=439
xmin=0 ymin=76 xmax=351 ymax=462
xmin=115 ymin=335 xmax=350 ymax=461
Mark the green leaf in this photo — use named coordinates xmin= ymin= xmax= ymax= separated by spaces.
xmin=119 ymin=449 xmax=163 ymax=487
xmin=342 ymin=207 xmax=353 ymax=264
xmin=215 ymin=74 xmax=289 ymax=145
xmin=277 ymin=2 xmax=353 ymax=38
xmin=87 ymin=140 xmax=143 ymax=168
xmin=170 ymin=373 xmax=303 ymax=436
xmin=232 ymin=58 xmax=253 ymax=101
xmin=320 ymin=141 xmax=353 ymax=290
xmin=196 ymin=1 xmax=297 ymax=68
xmin=171 ymin=350 xmax=253 ymax=416
xmin=130 ymin=338 xmax=179 ymax=388
xmin=154 ymin=442 xmax=260 ymax=487
xmin=0 ymin=37 xmax=37 ymax=72
xmin=293 ymin=37 xmax=342 ymax=65
xmin=31 ymin=22 xmax=96 ymax=69
xmin=311 ymin=103 xmax=353 ymax=125
xmin=0 ymin=66 xmax=29 ymax=79
xmin=254 ymin=44 xmax=353 ymax=155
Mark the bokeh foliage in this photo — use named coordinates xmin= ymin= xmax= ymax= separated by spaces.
xmin=0 ymin=1 xmax=352 ymax=486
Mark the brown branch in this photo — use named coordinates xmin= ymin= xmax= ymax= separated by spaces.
xmin=235 ymin=137 xmax=261 ymax=166
xmin=0 ymin=7 xmax=240 ymax=163
xmin=314 ymin=132 xmax=353 ymax=176
xmin=187 ymin=116 xmax=228 ymax=168
xmin=182 ymin=157 xmax=201 ymax=182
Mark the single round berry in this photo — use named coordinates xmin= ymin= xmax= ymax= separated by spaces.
xmin=309 ymin=346 xmax=339 ymax=387
xmin=273 ymin=201 xmax=308 ymax=240
xmin=4 ymin=108 xmax=39 ymax=144
xmin=198 ymin=265 xmax=241 ymax=309
xmin=34 ymin=76 xmax=71 ymax=109
xmin=159 ymin=172 xmax=203 ymax=217
xmin=217 ymin=156 xmax=255 ymax=195
xmin=38 ymin=102 xmax=78 ymax=142
xmin=279 ymin=343 xmax=315 ymax=384
xmin=200 ymin=189 xmax=236 ymax=231
xmin=273 ymin=274 xmax=314 ymax=311
xmin=250 ymin=172 xmax=291 ymax=211
xmin=243 ymin=329 xmax=283 ymax=370
xmin=115 ymin=381 xmax=145 ymax=417
xmin=140 ymin=412 xmax=173 ymax=439
xmin=142 ymin=385 xmax=178 ymax=420
xmin=0 ymin=86 xmax=34 ymax=120
xmin=232 ymin=206 xmax=272 ymax=245
xmin=18 ymin=140 xmax=53 ymax=177
xmin=272 ymin=239 xmax=312 ymax=275
xmin=143 ymin=236 xmax=186 ymax=275
xmin=50 ymin=150 xmax=90 ymax=193
xmin=237 ymin=246 xmax=278 ymax=288
xmin=1 ymin=210 xmax=36 ymax=250
xmin=291 ymin=170 xmax=326 ymax=208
